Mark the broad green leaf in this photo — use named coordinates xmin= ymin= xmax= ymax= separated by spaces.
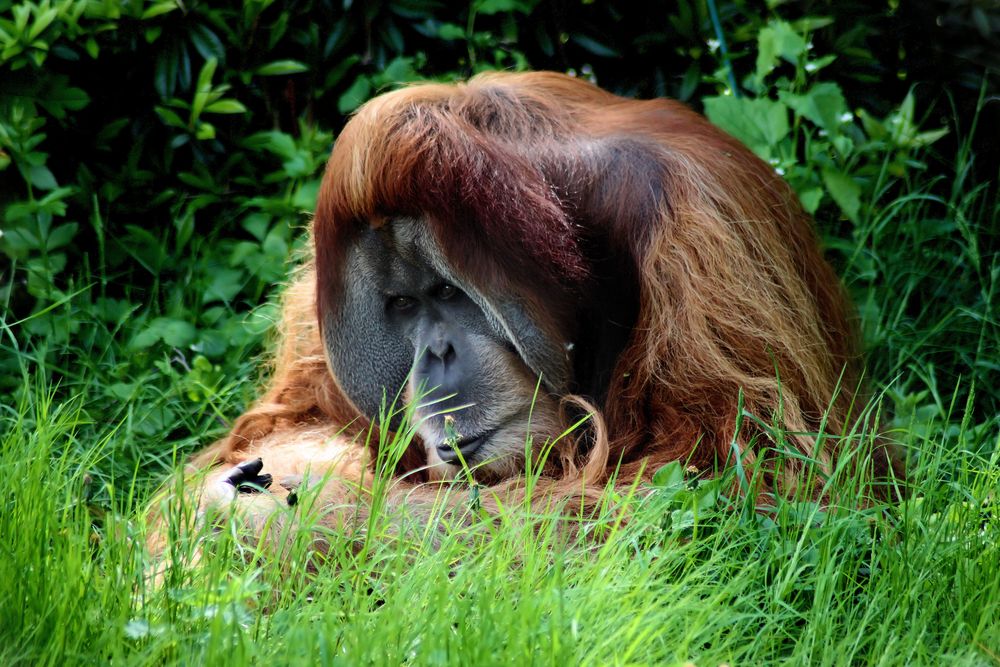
xmin=338 ymin=76 xmax=371 ymax=114
xmin=242 ymin=213 xmax=271 ymax=241
xmin=437 ymin=23 xmax=465 ymax=40
xmin=292 ymin=179 xmax=320 ymax=209
xmin=652 ymin=461 xmax=685 ymax=489
xmin=132 ymin=317 xmax=197 ymax=349
xmin=159 ymin=320 xmax=195 ymax=348
xmin=704 ymin=96 xmax=789 ymax=158
xmin=755 ymin=21 xmax=807 ymax=84
xmin=822 ymin=168 xmax=861 ymax=223
xmin=379 ymin=56 xmax=420 ymax=84
xmin=779 ymin=82 xmax=847 ymax=133
xmin=203 ymin=268 xmax=244 ymax=303
xmin=798 ymin=188 xmax=823 ymax=214
xmin=244 ymin=131 xmax=297 ymax=160
xmin=107 ymin=382 xmax=136 ymax=400
xmin=255 ymin=60 xmax=309 ymax=76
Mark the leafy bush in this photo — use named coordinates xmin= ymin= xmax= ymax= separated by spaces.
xmin=0 ymin=2 xmax=997 ymax=664
xmin=0 ymin=0 xmax=996 ymax=481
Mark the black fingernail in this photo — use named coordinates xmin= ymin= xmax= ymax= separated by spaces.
xmin=237 ymin=473 xmax=272 ymax=494
xmin=238 ymin=457 xmax=264 ymax=475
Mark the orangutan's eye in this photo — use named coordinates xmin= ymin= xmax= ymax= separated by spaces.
xmin=435 ymin=284 xmax=458 ymax=301
xmin=388 ymin=296 xmax=417 ymax=312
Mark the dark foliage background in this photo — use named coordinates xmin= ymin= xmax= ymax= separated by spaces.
xmin=1 ymin=0 xmax=997 ymax=485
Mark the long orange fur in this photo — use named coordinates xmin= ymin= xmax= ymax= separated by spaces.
xmin=157 ymin=72 xmax=901 ymax=558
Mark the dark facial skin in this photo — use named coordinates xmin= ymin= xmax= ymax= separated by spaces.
xmin=324 ymin=220 xmax=563 ymax=479
xmin=385 ymin=273 xmax=506 ymax=464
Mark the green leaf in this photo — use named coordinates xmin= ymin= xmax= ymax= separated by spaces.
xmin=188 ymin=23 xmax=225 ymax=61
xmin=912 ymin=127 xmax=948 ymax=148
xmin=571 ymin=34 xmax=620 ymax=58
xmin=27 ymin=164 xmax=58 ymax=190
xmin=135 ymin=404 xmax=178 ymax=437
xmin=37 ymin=76 xmax=91 ymax=119
xmin=46 ymin=223 xmax=78 ymax=249
xmin=242 ymin=213 xmax=271 ymax=241
xmin=154 ymin=105 xmax=186 ymax=128
xmin=857 ymin=109 xmax=886 ymax=140
xmin=12 ymin=4 xmax=29 ymax=32
xmin=161 ymin=322 xmax=200 ymax=351
xmin=191 ymin=57 xmax=218 ymax=120
xmin=244 ymin=131 xmax=297 ymax=160
xmin=196 ymin=57 xmax=218 ymax=93
xmin=322 ymin=54 xmax=360 ymax=90
xmin=790 ymin=16 xmax=835 ymax=32
xmin=821 ymin=168 xmax=861 ymax=223
xmin=475 ymin=0 xmax=536 ymax=14
xmin=779 ymin=82 xmax=847 ymax=133
xmin=652 ymin=461 xmax=685 ymax=489
xmin=755 ymin=21 xmax=807 ymax=84
xmin=204 ymin=99 xmax=247 ymax=114
xmin=378 ymin=56 xmax=420 ymax=85
xmin=292 ymin=179 xmax=320 ymax=210
xmin=141 ymin=1 xmax=179 ymax=19
xmin=132 ymin=317 xmax=197 ymax=349
xmin=337 ymin=76 xmax=371 ymax=114
xmin=108 ymin=382 xmax=137 ymax=400
xmin=195 ymin=122 xmax=215 ymax=140
xmin=805 ymin=54 xmax=836 ymax=73
xmin=704 ymin=96 xmax=789 ymax=158
xmin=798 ymin=188 xmax=823 ymax=214
xmin=437 ymin=23 xmax=465 ymax=40
xmin=27 ymin=7 xmax=57 ymax=41
xmin=255 ymin=60 xmax=309 ymax=76
xmin=203 ymin=268 xmax=244 ymax=303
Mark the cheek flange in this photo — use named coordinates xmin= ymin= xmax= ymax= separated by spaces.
xmin=322 ymin=247 xmax=414 ymax=422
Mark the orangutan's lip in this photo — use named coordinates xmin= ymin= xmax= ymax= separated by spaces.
xmin=435 ymin=429 xmax=494 ymax=465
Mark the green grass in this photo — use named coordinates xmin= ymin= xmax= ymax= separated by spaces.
xmin=1 ymin=372 xmax=998 ymax=665
xmin=1 ymin=139 xmax=998 ymax=667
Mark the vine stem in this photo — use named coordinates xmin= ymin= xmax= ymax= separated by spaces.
xmin=706 ymin=0 xmax=741 ymax=97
